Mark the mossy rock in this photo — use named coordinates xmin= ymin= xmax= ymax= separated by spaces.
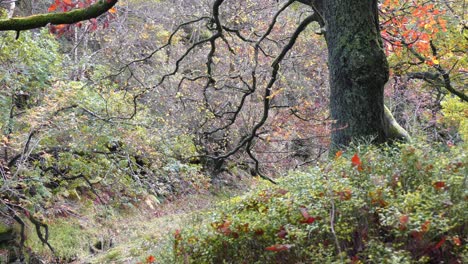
xmin=0 ymin=221 xmax=14 ymax=243
xmin=0 ymin=221 xmax=15 ymax=263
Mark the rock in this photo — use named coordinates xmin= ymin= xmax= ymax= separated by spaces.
xmin=144 ymin=195 xmax=160 ymax=210
xmin=0 ymin=221 xmax=13 ymax=243
xmin=90 ymin=237 xmax=114 ymax=254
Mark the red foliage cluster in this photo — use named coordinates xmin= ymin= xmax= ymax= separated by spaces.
xmin=48 ymin=0 xmax=117 ymax=36
xmin=380 ymin=0 xmax=447 ymax=63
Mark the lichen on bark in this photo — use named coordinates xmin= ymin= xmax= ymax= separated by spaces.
xmin=383 ymin=105 xmax=411 ymax=141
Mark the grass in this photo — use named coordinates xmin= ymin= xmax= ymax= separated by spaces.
xmin=21 ymin=183 xmax=249 ymax=263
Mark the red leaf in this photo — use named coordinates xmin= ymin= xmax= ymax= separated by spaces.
xmin=146 ymin=255 xmax=156 ymax=263
xmin=351 ymin=153 xmax=363 ymax=171
xmin=300 ymin=217 xmax=316 ymax=224
xmin=212 ymin=220 xmax=232 ymax=236
xmin=277 ymin=226 xmax=287 ymax=239
xmin=411 ymin=230 xmax=423 ymax=240
xmin=351 ymin=255 xmax=360 ymax=264
xmin=351 ymin=153 xmax=361 ymax=166
xmin=434 ymin=236 xmax=446 ymax=249
xmin=174 ymin=229 xmax=182 ymax=241
xmin=276 ymin=188 xmax=288 ymax=196
xmin=299 ymin=207 xmax=316 ymax=224
xmin=254 ymin=229 xmax=264 ymax=236
xmin=433 ymin=181 xmax=445 ymax=190
xmin=265 ymin=244 xmax=293 ymax=252
xmin=399 ymin=215 xmax=409 ymax=225
xmin=48 ymin=3 xmax=58 ymax=12
xmin=399 ymin=215 xmax=409 ymax=230
xmin=90 ymin=18 xmax=98 ymax=31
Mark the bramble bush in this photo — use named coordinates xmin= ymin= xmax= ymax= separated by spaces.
xmin=169 ymin=141 xmax=466 ymax=263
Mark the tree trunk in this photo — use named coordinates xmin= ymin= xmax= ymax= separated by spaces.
xmin=323 ymin=0 xmax=389 ymax=149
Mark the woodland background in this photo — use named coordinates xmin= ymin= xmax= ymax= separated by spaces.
xmin=0 ymin=0 xmax=466 ymax=263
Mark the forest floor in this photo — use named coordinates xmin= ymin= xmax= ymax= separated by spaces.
xmin=27 ymin=178 xmax=256 ymax=263
xmin=84 ymin=192 xmax=229 ymax=263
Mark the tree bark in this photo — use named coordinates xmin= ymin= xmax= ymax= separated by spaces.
xmin=0 ymin=0 xmax=117 ymax=32
xmin=321 ymin=0 xmax=398 ymax=150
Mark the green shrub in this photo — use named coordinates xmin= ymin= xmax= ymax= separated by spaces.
xmin=169 ymin=142 xmax=467 ymax=263
xmin=440 ymin=96 xmax=468 ymax=144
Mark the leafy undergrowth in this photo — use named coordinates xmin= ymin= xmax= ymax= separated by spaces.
xmin=156 ymin=142 xmax=467 ymax=263
xmin=12 ymin=142 xmax=467 ymax=263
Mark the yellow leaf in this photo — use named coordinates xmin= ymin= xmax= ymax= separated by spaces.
xmin=266 ymin=88 xmax=284 ymax=99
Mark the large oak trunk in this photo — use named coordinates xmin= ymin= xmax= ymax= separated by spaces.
xmin=323 ymin=0 xmax=389 ymax=149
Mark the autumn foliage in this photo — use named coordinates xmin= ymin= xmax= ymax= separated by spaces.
xmin=170 ymin=142 xmax=466 ymax=263
xmin=48 ymin=0 xmax=116 ymax=35
xmin=0 ymin=0 xmax=466 ymax=262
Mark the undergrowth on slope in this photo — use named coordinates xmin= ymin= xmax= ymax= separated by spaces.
xmin=159 ymin=142 xmax=467 ymax=263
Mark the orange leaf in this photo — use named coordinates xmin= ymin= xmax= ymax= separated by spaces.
xmin=421 ymin=220 xmax=431 ymax=233
xmin=174 ymin=229 xmax=182 ymax=241
xmin=336 ymin=189 xmax=352 ymax=201
xmin=399 ymin=215 xmax=409 ymax=224
xmin=265 ymin=244 xmax=293 ymax=252
xmin=335 ymin=150 xmax=343 ymax=159
xmin=452 ymin=236 xmax=461 ymax=246
xmin=109 ymin=7 xmax=117 ymax=14
xmin=213 ymin=220 xmax=232 ymax=236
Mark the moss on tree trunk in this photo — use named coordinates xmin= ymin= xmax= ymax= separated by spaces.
xmin=0 ymin=0 xmax=117 ymax=31
xmin=321 ymin=0 xmax=409 ymax=151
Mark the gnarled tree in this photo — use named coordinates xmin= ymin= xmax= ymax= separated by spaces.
xmin=0 ymin=0 xmax=410 ymax=170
